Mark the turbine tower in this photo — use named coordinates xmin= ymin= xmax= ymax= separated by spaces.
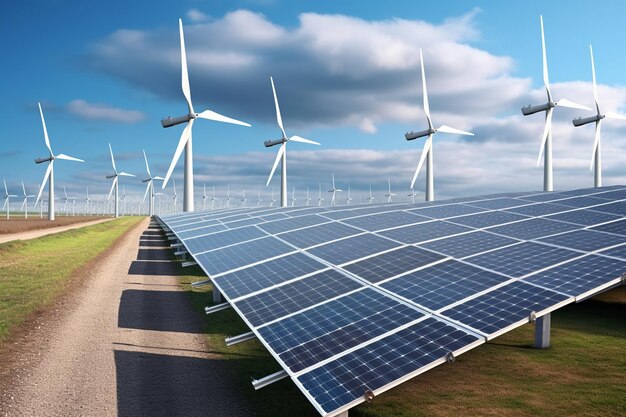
xmin=385 ymin=179 xmax=396 ymax=203
xmin=317 ymin=184 xmax=324 ymax=207
xmin=141 ymin=150 xmax=164 ymax=217
xmin=202 ymin=184 xmax=207 ymax=211
xmin=172 ymin=180 xmax=179 ymax=213
xmin=21 ymin=182 xmax=35 ymax=219
xmin=161 ymin=18 xmax=251 ymax=212
xmin=346 ymin=183 xmax=353 ymax=205
xmin=256 ymin=188 xmax=263 ymax=207
xmin=407 ymin=186 xmax=417 ymax=204
xmin=328 ymin=174 xmax=342 ymax=206
xmin=35 ymin=103 xmax=84 ymax=221
xmin=85 ymin=187 xmax=92 ymax=216
xmin=405 ymin=49 xmax=474 ymax=202
xmin=211 ymin=186 xmax=217 ymax=210
xmin=521 ymin=15 xmax=590 ymax=192
xmin=572 ymin=45 xmax=626 ymax=188
xmin=367 ymin=186 xmax=375 ymax=204
xmin=305 ymin=187 xmax=311 ymax=206
xmin=265 ymin=76 xmax=321 ymax=207
xmin=241 ymin=190 xmax=247 ymax=207
xmin=106 ymin=143 xmax=134 ymax=218
xmin=3 ymin=180 xmax=17 ymax=219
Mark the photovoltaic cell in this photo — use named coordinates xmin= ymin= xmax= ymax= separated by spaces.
xmin=590 ymin=219 xmax=626 ymax=236
xmin=342 ymin=211 xmax=429 ymax=231
xmin=184 ymin=226 xmax=267 ymax=255
xmin=257 ymin=288 xmax=424 ymax=373
xmin=517 ymin=192 xmax=566 ymax=202
xmin=279 ymin=222 xmax=362 ymax=249
xmin=321 ymin=205 xmax=411 ymax=220
xmin=551 ymin=196 xmax=610 ymax=208
xmin=505 ymin=203 xmax=571 ymax=216
xmin=441 ymin=281 xmax=571 ymax=336
xmin=260 ymin=213 xmax=290 ymax=222
xmin=258 ymin=214 xmax=329 ymax=235
xmin=419 ymin=231 xmax=520 ymax=259
xmin=537 ymin=230 xmax=626 ymax=252
xmin=212 ymin=253 xmax=327 ymax=300
xmin=524 ymin=255 xmax=626 ymax=298
xmin=465 ymin=242 xmax=581 ymax=278
xmin=410 ymin=204 xmax=486 ymax=219
xmin=224 ymin=217 xmax=265 ymax=229
xmin=342 ymin=246 xmax=445 ymax=283
xmin=297 ymin=317 xmax=480 ymax=415
xmin=307 ymin=234 xmax=400 ymax=265
xmin=600 ymin=244 xmax=626 ymax=260
xmin=195 ymin=236 xmax=295 ymax=276
xmin=446 ymin=211 xmax=528 ymax=229
xmin=219 ymin=213 xmax=253 ymax=223
xmin=487 ymin=218 xmax=579 ymax=240
xmin=380 ymin=260 xmax=510 ymax=310
xmin=464 ymin=197 xmax=528 ymax=210
xmin=176 ymin=224 xmax=229 ymax=240
xmin=544 ymin=209 xmax=621 ymax=227
xmin=235 ymin=269 xmax=363 ymax=327
xmin=172 ymin=219 xmax=220 ymax=233
xmin=592 ymin=188 xmax=626 ymax=200
xmin=379 ymin=221 xmax=473 ymax=244
xmin=590 ymin=201 xmax=626 ymax=216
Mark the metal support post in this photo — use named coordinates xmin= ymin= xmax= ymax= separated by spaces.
xmin=534 ymin=313 xmax=551 ymax=349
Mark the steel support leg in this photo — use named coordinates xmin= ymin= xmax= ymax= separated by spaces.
xmin=213 ymin=288 xmax=222 ymax=303
xmin=534 ymin=313 xmax=551 ymax=349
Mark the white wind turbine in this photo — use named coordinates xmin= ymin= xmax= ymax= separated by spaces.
xmin=521 ymin=15 xmax=590 ymax=192
xmin=291 ymin=186 xmax=296 ymax=207
xmin=317 ymin=184 xmax=324 ymax=207
xmin=346 ymin=183 xmax=353 ymax=205
xmin=106 ymin=143 xmax=134 ymax=218
xmin=211 ymin=186 xmax=217 ymax=210
xmin=201 ymin=183 xmax=208 ymax=211
xmin=161 ymin=18 xmax=251 ymax=212
xmin=367 ymin=186 xmax=375 ymax=204
xmin=85 ymin=187 xmax=92 ymax=216
xmin=328 ymin=174 xmax=342 ymax=206
xmin=384 ymin=179 xmax=396 ymax=203
xmin=21 ymin=182 xmax=35 ymax=219
xmin=35 ymin=103 xmax=84 ymax=221
xmin=405 ymin=49 xmax=474 ymax=201
xmin=572 ymin=45 xmax=626 ymax=188
xmin=407 ymin=186 xmax=417 ymax=203
xmin=269 ymin=189 xmax=277 ymax=207
xmin=3 ymin=180 xmax=17 ymax=219
xmin=305 ymin=187 xmax=311 ymax=206
xmin=257 ymin=188 xmax=263 ymax=207
xmin=63 ymin=186 xmax=77 ymax=216
xmin=241 ymin=190 xmax=248 ymax=207
xmin=141 ymin=150 xmax=164 ymax=217
xmin=172 ymin=180 xmax=179 ymax=213
xmin=264 ymin=76 xmax=321 ymax=207
xmin=225 ymin=186 xmax=232 ymax=208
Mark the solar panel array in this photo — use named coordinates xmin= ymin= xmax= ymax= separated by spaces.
xmin=158 ymin=185 xmax=626 ymax=416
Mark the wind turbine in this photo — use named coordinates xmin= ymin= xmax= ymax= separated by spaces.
xmin=202 ymin=184 xmax=208 ymax=211
xmin=161 ymin=18 xmax=251 ymax=213
xmin=407 ymin=186 xmax=417 ymax=203
xmin=85 ymin=187 xmax=92 ymax=216
xmin=384 ymin=179 xmax=396 ymax=203
xmin=241 ymin=190 xmax=248 ymax=207
xmin=405 ymin=49 xmax=474 ymax=201
xmin=521 ymin=16 xmax=590 ymax=192
xmin=305 ymin=187 xmax=311 ymax=206
xmin=172 ymin=180 xmax=179 ymax=213
xmin=34 ymin=103 xmax=84 ymax=221
xmin=256 ymin=188 xmax=263 ymax=207
xmin=317 ymin=184 xmax=324 ymax=207
xmin=269 ymin=189 xmax=277 ymax=207
xmin=141 ymin=150 xmax=164 ymax=217
xmin=367 ymin=186 xmax=375 ymax=204
xmin=328 ymin=174 xmax=342 ymax=206
xmin=264 ymin=76 xmax=321 ymax=207
xmin=291 ymin=186 xmax=296 ymax=207
xmin=346 ymin=183 xmax=353 ymax=205
xmin=225 ymin=186 xmax=232 ymax=208
xmin=3 ymin=180 xmax=17 ymax=219
xmin=211 ymin=186 xmax=217 ymax=210
xmin=106 ymin=143 xmax=134 ymax=218
xmin=572 ymin=45 xmax=626 ymax=188
xmin=63 ymin=186 xmax=76 ymax=216
xmin=20 ymin=182 xmax=35 ymax=219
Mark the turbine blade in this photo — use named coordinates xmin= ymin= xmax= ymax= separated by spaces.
xmin=107 ymin=176 xmax=118 ymax=201
xmin=555 ymin=98 xmax=591 ymax=111
xmin=55 ymin=154 xmax=84 ymax=162
xmin=419 ymin=49 xmax=432 ymax=129
xmin=3 ymin=179 xmax=7 ymax=195
xmin=22 ymin=181 xmax=26 ymax=196
xmin=38 ymin=103 xmax=53 ymax=156
xmin=118 ymin=172 xmax=135 ymax=177
xmin=179 ymin=18 xmax=194 ymax=114
xmin=289 ymin=135 xmax=320 ymax=145
xmin=196 ymin=109 xmax=251 ymax=127
xmin=153 ymin=176 xmax=165 ymax=180
xmin=537 ymin=108 xmax=553 ymax=167
xmin=590 ymin=44 xmax=599 ymax=111
xmin=437 ymin=125 xmax=474 ymax=136
xmin=162 ymin=119 xmax=193 ymax=188
xmin=36 ymin=162 xmax=53 ymax=205
xmin=270 ymin=76 xmax=287 ymax=138
xmin=411 ymin=135 xmax=432 ymax=189
xmin=266 ymin=143 xmax=285 ymax=186
xmin=143 ymin=149 xmax=151 ymax=177
xmin=604 ymin=112 xmax=626 ymax=121
xmin=590 ymin=120 xmax=602 ymax=171
xmin=332 ymin=173 xmax=336 ymax=188
xmin=108 ymin=143 xmax=117 ymax=172
xmin=540 ymin=15 xmax=552 ymax=102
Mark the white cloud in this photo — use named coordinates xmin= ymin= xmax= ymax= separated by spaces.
xmin=67 ymin=99 xmax=145 ymax=124
xmin=186 ymin=9 xmax=209 ymax=23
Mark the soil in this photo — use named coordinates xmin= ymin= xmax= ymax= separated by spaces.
xmin=0 ymin=216 xmax=109 ymax=234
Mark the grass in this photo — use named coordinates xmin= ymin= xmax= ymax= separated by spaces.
xmin=177 ymin=263 xmax=626 ymax=417
xmin=0 ymin=216 xmax=143 ymax=347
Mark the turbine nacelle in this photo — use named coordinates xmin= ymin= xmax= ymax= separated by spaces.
xmin=35 ymin=156 xmax=54 ymax=164
xmin=161 ymin=113 xmax=196 ymax=128
xmin=264 ymin=138 xmax=287 ymax=147
xmin=105 ymin=174 xmax=116 ymax=180
xmin=573 ymin=114 xmax=604 ymax=127
xmin=521 ymin=101 xmax=556 ymax=116
xmin=405 ymin=128 xmax=435 ymax=141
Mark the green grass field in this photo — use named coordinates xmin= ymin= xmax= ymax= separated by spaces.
xmin=178 ymin=264 xmax=626 ymax=417
xmin=0 ymin=217 xmax=143 ymax=347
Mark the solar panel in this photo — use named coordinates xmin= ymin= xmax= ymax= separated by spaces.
xmin=234 ymin=269 xmax=364 ymax=327
xmin=464 ymin=242 xmax=581 ymax=278
xmin=410 ymin=204 xmax=486 ymax=219
xmin=258 ymin=214 xmax=329 ymax=235
xmin=464 ymin=197 xmax=529 ymax=209
xmin=342 ymin=211 xmax=429 ymax=231
xmin=592 ymin=188 xmax=626 ymax=200
xmin=321 ymin=204 xmax=414 ymax=220
xmin=379 ymin=221 xmax=473 ymax=244
xmin=523 ymin=255 xmax=626 ymax=299
xmin=517 ymin=191 xmax=566 ymax=202
xmin=279 ymin=222 xmax=362 ymax=249
xmin=224 ymin=217 xmax=265 ymax=229
xmin=306 ymin=233 xmax=400 ymax=265
xmin=590 ymin=201 xmax=626 ymax=216
xmin=184 ymin=226 xmax=267 ymax=255
xmin=256 ymin=288 xmax=425 ymax=373
xmin=537 ymin=229 xmax=626 ymax=252
xmin=552 ymin=196 xmax=610 ymax=208
xmin=544 ymin=209 xmax=621 ymax=226
xmin=342 ymin=246 xmax=446 ymax=283
xmin=440 ymin=281 xmax=572 ymax=337
xmin=212 ymin=253 xmax=327 ymax=300
xmin=446 ymin=211 xmax=529 ymax=228
xmin=590 ymin=219 xmax=626 ymax=236
xmin=175 ymin=224 xmax=229 ymax=240
xmin=487 ymin=218 xmax=579 ymax=240
xmin=599 ymin=244 xmax=626 ymax=260
xmin=505 ymin=202 xmax=571 ymax=216
xmin=419 ymin=231 xmax=520 ymax=259
xmin=297 ymin=317 xmax=481 ymax=416
xmin=380 ymin=260 xmax=511 ymax=311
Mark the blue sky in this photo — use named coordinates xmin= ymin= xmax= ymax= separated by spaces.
xmin=2 ymin=0 xmax=626 ymax=206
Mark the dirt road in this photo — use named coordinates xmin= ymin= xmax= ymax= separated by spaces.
xmin=0 ymin=217 xmax=113 ymax=244
xmin=1 ymin=218 xmax=252 ymax=416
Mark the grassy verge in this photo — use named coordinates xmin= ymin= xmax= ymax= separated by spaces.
xmin=0 ymin=216 xmax=143 ymax=347
xmin=177 ymin=262 xmax=626 ymax=417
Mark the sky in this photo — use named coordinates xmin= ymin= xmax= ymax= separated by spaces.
xmin=3 ymin=0 xmax=626 ymax=206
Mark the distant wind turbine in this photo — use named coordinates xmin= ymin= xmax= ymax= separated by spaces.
xmin=257 ymin=188 xmax=263 ymax=207
xmin=106 ymin=143 xmax=134 ymax=218
xmin=384 ymin=179 xmax=395 ymax=203
xmin=346 ymin=183 xmax=353 ymax=205
xmin=407 ymin=186 xmax=417 ymax=204
xmin=3 ymin=180 xmax=17 ymax=219
xmin=141 ymin=150 xmax=164 ymax=217
xmin=328 ymin=174 xmax=342 ymax=206
xmin=367 ymin=186 xmax=375 ymax=204
xmin=161 ymin=18 xmax=251 ymax=212
xmin=21 ymin=182 xmax=35 ymax=219
xmin=305 ymin=187 xmax=311 ymax=206
xmin=317 ymin=184 xmax=324 ymax=207
xmin=405 ymin=49 xmax=474 ymax=201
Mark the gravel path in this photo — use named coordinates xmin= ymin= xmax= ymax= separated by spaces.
xmin=0 ymin=218 xmax=114 ymax=244
xmin=1 ymin=218 xmax=252 ymax=416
